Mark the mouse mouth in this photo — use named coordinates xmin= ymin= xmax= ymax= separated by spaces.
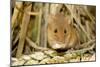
xmin=51 ymin=43 xmax=67 ymax=50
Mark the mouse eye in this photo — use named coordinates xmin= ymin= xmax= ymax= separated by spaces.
xmin=54 ymin=29 xmax=57 ymax=33
xmin=64 ymin=29 xmax=67 ymax=34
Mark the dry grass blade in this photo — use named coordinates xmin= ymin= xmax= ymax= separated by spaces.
xmin=12 ymin=2 xmax=23 ymax=29
xmin=16 ymin=4 xmax=32 ymax=58
xmin=65 ymin=40 xmax=95 ymax=54
xmin=26 ymin=37 xmax=50 ymax=51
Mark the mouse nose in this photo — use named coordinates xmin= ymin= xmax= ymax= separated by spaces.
xmin=57 ymin=34 xmax=65 ymax=43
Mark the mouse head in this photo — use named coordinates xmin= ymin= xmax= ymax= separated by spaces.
xmin=47 ymin=13 xmax=72 ymax=50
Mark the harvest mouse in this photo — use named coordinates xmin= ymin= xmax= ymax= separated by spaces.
xmin=47 ymin=13 xmax=80 ymax=50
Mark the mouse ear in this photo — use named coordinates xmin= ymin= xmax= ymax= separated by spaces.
xmin=47 ymin=14 xmax=56 ymax=23
xmin=65 ymin=16 xmax=72 ymax=25
xmin=47 ymin=13 xmax=56 ymax=18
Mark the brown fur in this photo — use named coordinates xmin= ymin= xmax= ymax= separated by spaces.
xmin=47 ymin=13 xmax=80 ymax=50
